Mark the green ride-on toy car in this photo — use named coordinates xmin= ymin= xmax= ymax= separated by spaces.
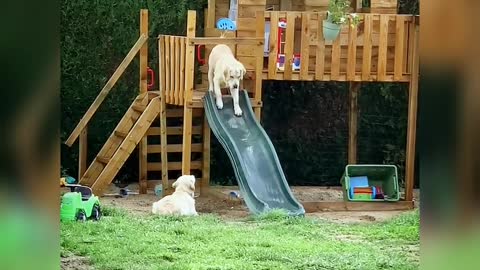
xmin=60 ymin=185 xmax=101 ymax=222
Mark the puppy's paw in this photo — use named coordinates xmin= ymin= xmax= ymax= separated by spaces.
xmin=216 ymin=99 xmax=224 ymax=110
xmin=234 ymin=106 xmax=243 ymax=117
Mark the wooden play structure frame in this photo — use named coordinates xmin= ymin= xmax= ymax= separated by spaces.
xmin=65 ymin=3 xmax=419 ymax=212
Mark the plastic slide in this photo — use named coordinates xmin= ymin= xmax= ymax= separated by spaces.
xmin=204 ymin=90 xmax=305 ymax=216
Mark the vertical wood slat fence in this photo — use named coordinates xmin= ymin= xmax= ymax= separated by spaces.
xmin=159 ymin=35 xmax=187 ymax=105
xmin=264 ymin=12 xmax=415 ymax=82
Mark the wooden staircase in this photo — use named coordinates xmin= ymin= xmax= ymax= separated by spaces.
xmin=79 ymin=93 xmax=160 ymax=194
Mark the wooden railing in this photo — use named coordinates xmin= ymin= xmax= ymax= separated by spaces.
xmin=65 ymin=34 xmax=148 ymax=147
xmin=159 ymin=35 xmax=264 ymax=106
xmin=263 ymin=11 xmax=419 ymax=82
xmin=158 ymin=35 xmax=187 ymax=106
xmin=65 ymin=10 xmax=150 ymax=181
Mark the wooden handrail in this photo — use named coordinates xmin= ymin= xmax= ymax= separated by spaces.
xmin=188 ymin=37 xmax=264 ymax=46
xmin=65 ymin=34 xmax=148 ymax=147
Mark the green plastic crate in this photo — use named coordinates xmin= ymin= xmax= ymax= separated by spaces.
xmin=341 ymin=164 xmax=400 ymax=202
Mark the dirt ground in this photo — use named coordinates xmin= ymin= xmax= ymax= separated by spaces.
xmin=99 ymin=184 xmax=420 ymax=223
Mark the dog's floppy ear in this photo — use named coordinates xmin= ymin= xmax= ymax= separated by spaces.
xmin=188 ymin=175 xmax=196 ymax=192
xmin=240 ymin=63 xmax=246 ymax=79
xmin=172 ymin=180 xmax=178 ymax=189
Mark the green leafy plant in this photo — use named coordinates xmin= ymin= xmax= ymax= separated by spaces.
xmin=327 ymin=0 xmax=361 ymax=27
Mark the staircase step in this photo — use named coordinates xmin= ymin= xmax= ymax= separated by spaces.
xmin=114 ymin=130 xmax=128 ymax=138
xmin=132 ymin=104 xmax=146 ymax=112
xmin=96 ymin=156 xmax=110 ymax=164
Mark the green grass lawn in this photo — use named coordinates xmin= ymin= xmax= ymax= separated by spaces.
xmin=61 ymin=208 xmax=419 ymax=270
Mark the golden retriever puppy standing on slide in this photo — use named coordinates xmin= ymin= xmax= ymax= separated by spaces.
xmin=151 ymin=175 xmax=198 ymax=216
xmin=208 ymin=44 xmax=246 ymax=116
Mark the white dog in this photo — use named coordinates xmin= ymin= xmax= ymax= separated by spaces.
xmin=151 ymin=175 xmax=198 ymax=216
xmin=208 ymin=44 xmax=246 ymax=116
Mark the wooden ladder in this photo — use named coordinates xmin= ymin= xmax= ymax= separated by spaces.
xmin=78 ymin=93 xmax=160 ymax=195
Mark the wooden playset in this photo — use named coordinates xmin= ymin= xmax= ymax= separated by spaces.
xmin=65 ymin=0 xmax=419 ymax=211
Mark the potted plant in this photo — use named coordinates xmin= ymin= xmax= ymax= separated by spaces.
xmin=323 ymin=0 xmax=361 ymax=41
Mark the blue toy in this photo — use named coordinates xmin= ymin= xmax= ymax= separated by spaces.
xmin=216 ymin=18 xmax=236 ymax=31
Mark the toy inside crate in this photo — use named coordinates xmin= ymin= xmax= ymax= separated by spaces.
xmin=341 ymin=165 xmax=400 ymax=202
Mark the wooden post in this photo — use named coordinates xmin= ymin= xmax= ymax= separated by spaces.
xmin=207 ymin=0 xmax=216 ymax=28
xmin=159 ymin=36 xmax=169 ymax=195
xmin=253 ymin=11 xmax=265 ymax=120
xmin=405 ymin=19 xmax=419 ymax=202
xmin=201 ymin=114 xmax=211 ymax=196
xmin=348 ymin=83 xmax=360 ymax=164
xmin=182 ymin=11 xmax=196 ymax=175
xmin=139 ymin=9 xmax=148 ymax=194
xmin=78 ymin=127 xmax=87 ymax=180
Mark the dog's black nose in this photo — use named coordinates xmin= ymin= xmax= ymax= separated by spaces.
xmin=233 ymin=84 xmax=238 ymax=89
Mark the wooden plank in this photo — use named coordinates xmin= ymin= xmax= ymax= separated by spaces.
xmin=170 ymin=36 xmax=176 ymax=104
xmin=348 ymin=83 xmax=360 ymax=164
xmin=65 ymin=34 xmax=147 ymax=146
xmin=159 ymin=35 xmax=169 ymax=195
xmin=139 ymin=136 xmax=148 ymax=194
xmin=347 ymin=20 xmax=358 ymax=81
xmin=201 ymin=114 xmax=211 ymax=196
xmin=147 ymin=179 xmax=203 ymax=189
xmin=300 ymin=13 xmax=310 ymax=80
xmin=140 ymin=7 xmax=148 ymax=197
xmin=331 ymin=30 xmax=341 ymax=80
xmin=131 ymin=104 xmax=146 ymax=112
xmin=405 ymin=22 xmax=419 ymax=202
xmin=91 ymin=98 xmax=161 ymax=195
xmin=261 ymin=72 xmax=411 ymax=82
xmin=96 ymin=156 xmax=110 ymax=164
xmin=147 ymin=126 xmax=202 ymax=136
xmin=361 ymin=15 xmax=373 ymax=80
xmin=254 ymin=11 xmax=264 ymax=120
xmin=180 ymin=38 xmax=186 ymax=105
xmin=159 ymin=36 xmax=166 ymax=102
xmin=302 ymin=200 xmax=415 ymax=212
xmin=174 ymin=37 xmax=180 ymax=105
xmin=139 ymin=9 xmax=148 ymax=94
xmin=377 ymin=15 xmax=389 ymax=81
xmin=315 ymin=13 xmax=325 ymax=80
xmin=283 ymin=13 xmax=296 ymax=80
xmin=147 ymin=161 xmax=203 ymax=171
xmin=279 ymin=0 xmax=292 ymax=10
xmin=78 ymin=127 xmax=87 ymax=180
xmin=268 ymin=12 xmax=279 ymax=79
xmin=239 ymin=0 xmax=265 ymax=5
xmin=189 ymin=37 xmax=263 ymax=46
xmin=394 ymin=16 xmax=405 ymax=81
xmin=207 ymin=0 xmax=216 ymax=28
xmin=164 ymin=36 xmax=171 ymax=103
xmin=182 ymin=10 xmax=196 ymax=175
xmin=148 ymin=143 xmax=203 ymax=153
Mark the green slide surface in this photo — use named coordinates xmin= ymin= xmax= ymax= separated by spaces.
xmin=204 ymin=90 xmax=305 ymax=216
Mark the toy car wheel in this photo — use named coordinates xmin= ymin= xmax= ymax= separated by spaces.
xmin=76 ymin=210 xmax=87 ymax=222
xmin=92 ymin=205 xmax=102 ymax=221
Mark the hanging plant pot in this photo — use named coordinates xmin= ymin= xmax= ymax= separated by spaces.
xmin=323 ymin=20 xmax=342 ymax=41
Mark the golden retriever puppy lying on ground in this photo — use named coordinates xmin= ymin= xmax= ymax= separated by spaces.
xmin=208 ymin=44 xmax=246 ymax=116
xmin=151 ymin=175 xmax=198 ymax=216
